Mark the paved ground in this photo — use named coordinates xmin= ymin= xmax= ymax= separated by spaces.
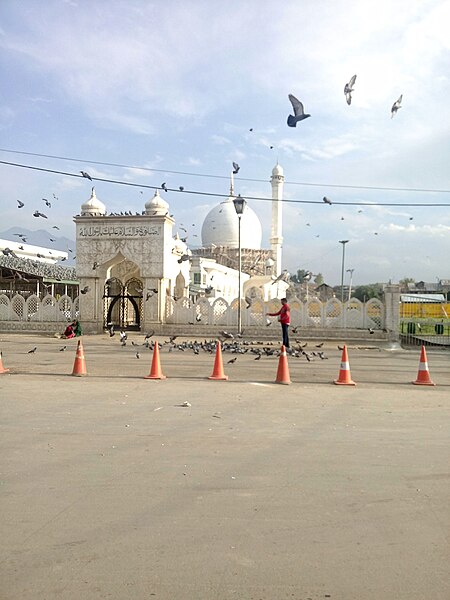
xmin=1 ymin=333 xmax=449 ymax=600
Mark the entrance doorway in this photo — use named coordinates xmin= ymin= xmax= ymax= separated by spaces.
xmin=103 ymin=277 xmax=143 ymax=330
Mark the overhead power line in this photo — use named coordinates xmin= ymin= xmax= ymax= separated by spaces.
xmin=1 ymin=159 xmax=450 ymax=207
xmin=0 ymin=147 xmax=449 ymax=194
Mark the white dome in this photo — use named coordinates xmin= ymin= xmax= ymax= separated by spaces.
xmin=201 ymin=197 xmax=262 ymax=249
xmin=145 ymin=190 xmax=169 ymax=215
xmin=81 ymin=187 xmax=106 ymax=216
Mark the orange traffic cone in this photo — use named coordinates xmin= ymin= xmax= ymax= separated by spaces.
xmin=0 ymin=351 xmax=10 ymax=374
xmin=208 ymin=342 xmax=228 ymax=381
xmin=412 ymin=345 xmax=435 ymax=386
xmin=71 ymin=340 xmax=87 ymax=376
xmin=144 ymin=342 xmax=166 ymax=380
xmin=334 ymin=345 xmax=356 ymax=385
xmin=275 ymin=345 xmax=291 ymax=385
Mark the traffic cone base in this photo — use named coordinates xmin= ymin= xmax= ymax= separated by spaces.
xmin=0 ymin=353 xmax=9 ymax=374
xmin=208 ymin=342 xmax=228 ymax=381
xmin=275 ymin=344 xmax=291 ymax=385
xmin=333 ymin=345 xmax=356 ymax=386
xmin=144 ymin=343 xmax=166 ymax=380
xmin=71 ymin=340 xmax=87 ymax=376
xmin=412 ymin=346 xmax=435 ymax=386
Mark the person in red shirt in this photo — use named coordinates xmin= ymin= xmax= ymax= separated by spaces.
xmin=268 ymin=298 xmax=290 ymax=348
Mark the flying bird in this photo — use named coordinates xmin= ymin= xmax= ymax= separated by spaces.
xmin=232 ymin=162 xmax=240 ymax=174
xmin=60 ymin=346 xmax=67 ymax=352
xmin=287 ymin=94 xmax=310 ymax=127
xmin=80 ymin=171 xmax=92 ymax=180
xmin=271 ymin=269 xmax=290 ymax=285
xmin=43 ymin=198 xmax=51 ymax=207
xmin=28 ymin=347 xmax=37 ymax=354
xmin=135 ymin=351 xmax=140 ymax=359
xmin=80 ymin=286 xmax=91 ymax=294
xmin=323 ymin=196 xmax=332 ymax=205
xmin=344 ymin=74 xmax=357 ymax=105
xmin=92 ymin=261 xmax=98 ymax=270
xmin=52 ymin=225 xmax=60 ymax=230
xmin=17 ymin=200 xmax=24 ymax=208
xmin=391 ymin=95 xmax=403 ymax=118
xmin=177 ymin=254 xmax=190 ymax=264
xmin=33 ymin=210 xmax=47 ymax=218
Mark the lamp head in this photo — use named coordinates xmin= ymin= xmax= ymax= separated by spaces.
xmin=233 ymin=194 xmax=247 ymax=215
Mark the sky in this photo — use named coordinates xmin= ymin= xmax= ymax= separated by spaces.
xmin=0 ymin=0 xmax=449 ymax=286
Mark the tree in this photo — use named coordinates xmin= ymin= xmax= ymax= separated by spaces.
xmin=352 ymin=284 xmax=383 ymax=302
xmin=399 ymin=277 xmax=415 ymax=291
xmin=314 ymin=272 xmax=324 ymax=286
xmin=291 ymin=269 xmax=313 ymax=283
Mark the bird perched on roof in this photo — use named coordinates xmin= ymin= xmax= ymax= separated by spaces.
xmin=232 ymin=162 xmax=240 ymax=174
xmin=323 ymin=196 xmax=332 ymax=205
xmin=80 ymin=171 xmax=92 ymax=180
xmin=287 ymin=94 xmax=310 ymax=127
xmin=344 ymin=74 xmax=357 ymax=105
xmin=391 ymin=95 xmax=403 ymax=118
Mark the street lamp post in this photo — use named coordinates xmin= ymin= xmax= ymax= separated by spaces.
xmin=233 ymin=195 xmax=247 ymax=335
xmin=346 ymin=268 xmax=355 ymax=301
xmin=339 ymin=240 xmax=349 ymax=303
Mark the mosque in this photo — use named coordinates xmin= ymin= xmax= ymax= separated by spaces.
xmin=0 ymin=163 xmax=287 ymax=333
xmin=73 ymin=162 xmax=288 ymax=333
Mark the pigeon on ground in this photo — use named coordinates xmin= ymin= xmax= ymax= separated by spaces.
xmin=109 ymin=325 xmax=115 ymax=337
xmin=220 ymin=331 xmax=234 ymax=339
xmin=80 ymin=171 xmax=92 ymax=180
xmin=227 ymin=357 xmax=238 ymax=364
xmin=60 ymin=346 xmax=67 ymax=351
xmin=232 ymin=162 xmax=240 ymax=174
xmin=17 ymin=200 xmax=24 ymax=208
xmin=254 ymin=354 xmax=261 ymax=361
xmin=135 ymin=351 xmax=140 ymax=359
xmin=344 ymin=75 xmax=357 ymax=105
xmin=287 ymin=94 xmax=310 ymax=127
xmin=391 ymin=95 xmax=402 ymax=118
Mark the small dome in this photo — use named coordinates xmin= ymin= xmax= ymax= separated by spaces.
xmin=271 ymin=163 xmax=284 ymax=177
xmin=81 ymin=187 xmax=106 ymax=216
xmin=201 ymin=196 xmax=262 ymax=249
xmin=145 ymin=190 xmax=169 ymax=215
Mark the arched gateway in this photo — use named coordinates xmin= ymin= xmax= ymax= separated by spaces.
xmin=74 ymin=188 xmax=190 ymax=334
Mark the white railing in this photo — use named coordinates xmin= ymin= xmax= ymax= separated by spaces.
xmin=165 ymin=296 xmax=385 ymax=329
xmin=0 ymin=293 xmax=384 ymax=330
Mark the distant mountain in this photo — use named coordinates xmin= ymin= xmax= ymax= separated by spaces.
xmin=0 ymin=227 xmax=76 ymax=265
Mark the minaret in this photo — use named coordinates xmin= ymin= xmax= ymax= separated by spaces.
xmin=270 ymin=163 xmax=284 ymax=277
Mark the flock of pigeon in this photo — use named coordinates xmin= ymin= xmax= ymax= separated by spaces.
xmin=287 ymin=76 xmax=403 ymax=127
xmin=102 ymin=328 xmax=338 ymax=363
